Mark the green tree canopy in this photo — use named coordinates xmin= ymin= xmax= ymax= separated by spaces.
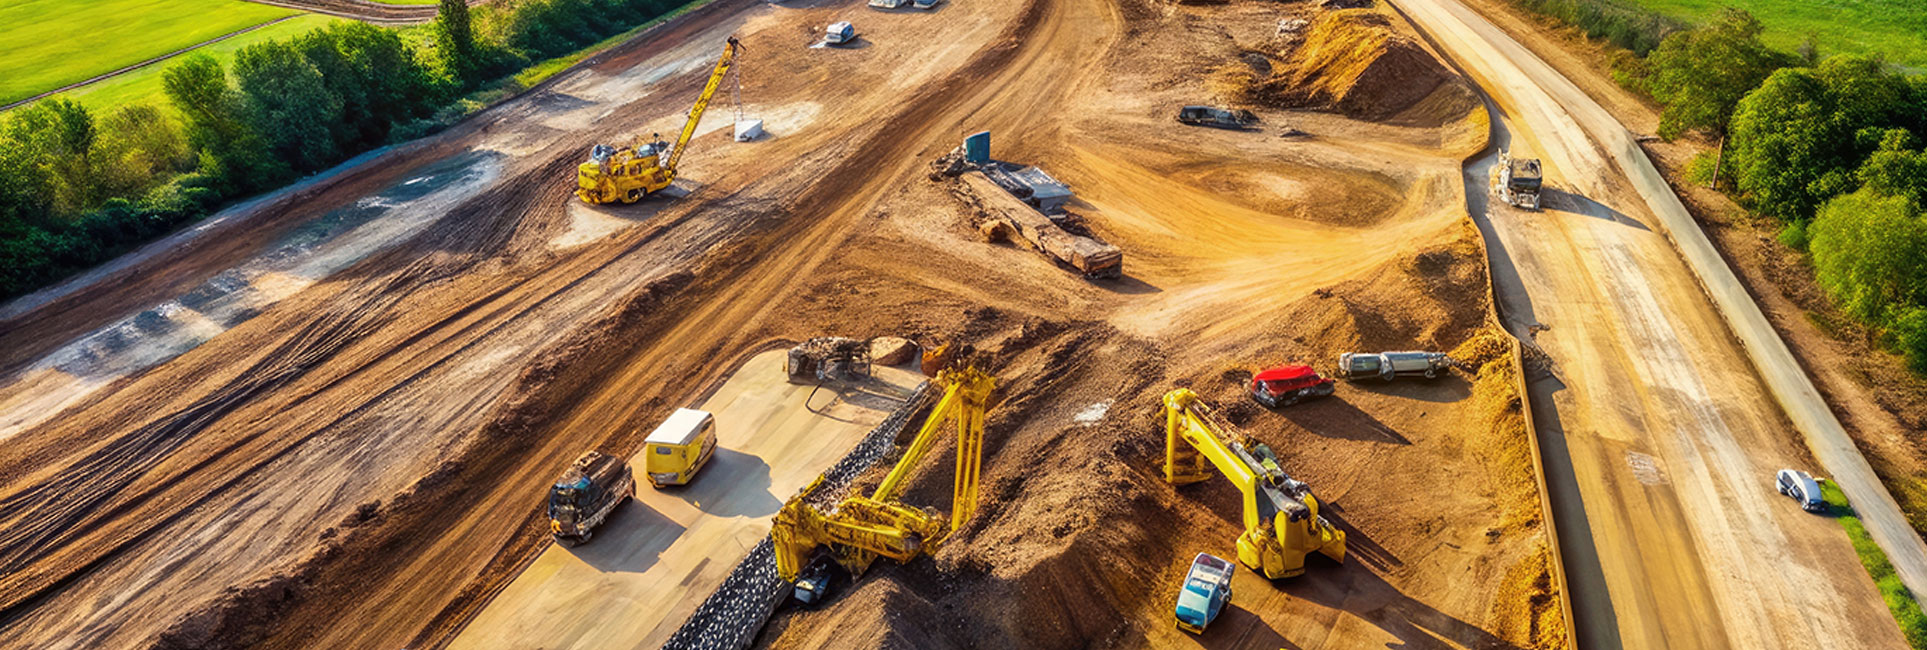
xmin=1728 ymin=68 xmax=1840 ymax=220
xmin=233 ymin=40 xmax=343 ymax=174
xmin=1644 ymin=8 xmax=1791 ymax=139
xmin=1809 ymin=188 xmax=1927 ymax=325
xmin=1860 ymin=129 xmax=1927 ymax=209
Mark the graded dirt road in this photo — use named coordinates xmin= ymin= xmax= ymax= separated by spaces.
xmin=1394 ymin=0 xmax=1911 ymax=647
xmin=450 ymin=351 xmax=922 ymax=649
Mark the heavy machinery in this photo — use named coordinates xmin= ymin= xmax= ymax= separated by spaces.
xmin=1248 ymin=364 xmax=1335 ymax=408
xmin=575 ymin=37 xmax=743 ymax=204
xmin=1336 ymin=350 xmax=1452 ymax=381
xmin=548 ymin=450 xmax=636 ymax=547
xmin=787 ymin=337 xmax=873 ymax=385
xmin=1494 ymin=150 xmax=1542 ymax=210
xmin=1176 ymin=105 xmax=1260 ymax=130
xmin=770 ymin=366 xmax=997 ymax=598
xmin=1161 ymin=388 xmax=1346 ymax=579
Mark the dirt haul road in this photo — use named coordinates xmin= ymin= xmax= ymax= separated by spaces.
xmin=450 ymin=351 xmax=923 ymax=649
xmin=1394 ymin=0 xmax=1909 ymax=647
xmin=0 ymin=0 xmax=1043 ymax=646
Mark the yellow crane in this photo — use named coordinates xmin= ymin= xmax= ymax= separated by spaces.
xmin=575 ymin=36 xmax=743 ymax=204
xmin=1161 ymin=388 xmax=1346 ymax=579
xmin=771 ymin=366 xmax=996 ymax=586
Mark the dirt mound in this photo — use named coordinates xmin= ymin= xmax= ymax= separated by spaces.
xmin=1262 ymin=220 xmax=1489 ymax=356
xmin=1256 ymin=9 xmax=1476 ymax=125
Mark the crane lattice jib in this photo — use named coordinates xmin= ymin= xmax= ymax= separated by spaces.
xmin=663 ymin=36 xmax=742 ymax=175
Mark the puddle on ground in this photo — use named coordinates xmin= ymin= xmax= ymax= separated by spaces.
xmin=0 ymin=150 xmax=504 ymax=441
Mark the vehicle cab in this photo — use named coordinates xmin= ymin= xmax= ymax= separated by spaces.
xmin=1175 ymin=552 xmax=1235 ymax=634
xmin=644 ymin=408 xmax=717 ymax=488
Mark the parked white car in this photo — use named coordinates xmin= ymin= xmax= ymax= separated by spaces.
xmin=1776 ymin=469 xmax=1825 ymax=513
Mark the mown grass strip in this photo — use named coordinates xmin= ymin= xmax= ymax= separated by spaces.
xmin=0 ymin=0 xmax=296 ymax=105
xmin=1821 ymin=480 xmax=1927 ymax=648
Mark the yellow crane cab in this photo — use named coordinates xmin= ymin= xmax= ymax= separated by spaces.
xmin=643 ymin=407 xmax=717 ymax=487
xmin=576 ymin=138 xmax=674 ymax=204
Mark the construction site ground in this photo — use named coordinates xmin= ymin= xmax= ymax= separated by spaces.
xmin=1396 ymin=0 xmax=1913 ymax=647
xmin=0 ymin=0 xmax=1901 ymax=649
xmin=451 ymin=350 xmax=924 ymax=649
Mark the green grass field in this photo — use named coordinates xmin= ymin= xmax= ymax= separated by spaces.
xmin=1821 ymin=481 xmax=1927 ymax=648
xmin=1618 ymin=0 xmax=1927 ymax=68
xmin=57 ymin=14 xmax=347 ymax=115
xmin=0 ymin=0 xmax=297 ymax=105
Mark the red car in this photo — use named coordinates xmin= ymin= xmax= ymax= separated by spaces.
xmin=1249 ymin=365 xmax=1336 ymax=408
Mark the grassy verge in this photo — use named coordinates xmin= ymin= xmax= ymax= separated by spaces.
xmin=1821 ymin=480 xmax=1927 ymax=648
xmin=58 ymin=15 xmax=349 ymax=115
xmin=1616 ymin=0 xmax=1927 ymax=68
xmin=0 ymin=0 xmax=296 ymax=105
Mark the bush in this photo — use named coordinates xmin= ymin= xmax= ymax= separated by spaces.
xmin=1777 ymin=219 xmax=1809 ymax=251
xmin=1897 ymin=308 xmax=1927 ymax=374
xmin=1509 ymin=0 xmax=1685 ymax=55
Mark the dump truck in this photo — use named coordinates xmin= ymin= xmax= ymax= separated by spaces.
xmin=548 ymin=450 xmax=636 ymax=547
xmin=1336 ymin=351 xmax=1452 ymax=381
xmin=1495 ymin=150 xmax=1541 ymax=210
xmin=1176 ymin=105 xmax=1259 ymax=130
xmin=1249 ymin=364 xmax=1335 ymax=408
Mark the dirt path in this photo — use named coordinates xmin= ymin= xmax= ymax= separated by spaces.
xmin=1394 ymin=0 xmax=1913 ymax=647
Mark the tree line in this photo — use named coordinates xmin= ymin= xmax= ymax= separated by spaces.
xmin=0 ymin=0 xmax=690 ymax=301
xmin=1617 ymin=8 xmax=1927 ymax=374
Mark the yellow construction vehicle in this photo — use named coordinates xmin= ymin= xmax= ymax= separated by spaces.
xmin=771 ymin=366 xmax=996 ymax=597
xmin=1161 ymin=388 xmax=1346 ymax=579
xmin=575 ymin=36 xmax=743 ymax=204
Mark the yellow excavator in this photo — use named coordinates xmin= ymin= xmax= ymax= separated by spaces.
xmin=771 ymin=366 xmax=996 ymax=600
xmin=1161 ymin=388 xmax=1346 ymax=579
xmin=575 ymin=36 xmax=743 ymax=204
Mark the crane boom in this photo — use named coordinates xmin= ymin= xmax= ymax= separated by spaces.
xmin=1161 ymin=388 xmax=1345 ymax=579
xmin=771 ymin=367 xmax=997 ymax=583
xmin=663 ymin=36 xmax=742 ymax=175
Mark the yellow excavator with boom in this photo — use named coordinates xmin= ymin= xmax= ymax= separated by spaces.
xmin=771 ymin=366 xmax=996 ymax=599
xmin=575 ymin=36 xmax=743 ymax=204
xmin=1161 ymin=388 xmax=1346 ymax=579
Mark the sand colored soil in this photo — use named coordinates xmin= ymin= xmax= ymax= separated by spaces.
xmin=1253 ymin=9 xmax=1477 ymax=125
xmin=0 ymin=0 xmax=1562 ymax=646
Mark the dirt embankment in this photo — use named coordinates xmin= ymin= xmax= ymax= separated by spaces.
xmin=1211 ymin=8 xmax=1478 ymax=127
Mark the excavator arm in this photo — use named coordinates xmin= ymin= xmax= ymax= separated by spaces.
xmin=771 ymin=367 xmax=997 ymax=582
xmin=662 ymin=36 xmax=743 ymax=175
xmin=1161 ymin=388 xmax=1346 ymax=579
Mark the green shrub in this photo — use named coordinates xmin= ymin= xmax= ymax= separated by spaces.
xmin=1777 ymin=218 xmax=1809 ymax=251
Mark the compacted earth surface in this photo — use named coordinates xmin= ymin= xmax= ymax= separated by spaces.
xmin=1 ymin=0 xmax=1899 ymax=648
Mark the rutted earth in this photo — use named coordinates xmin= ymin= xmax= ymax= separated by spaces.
xmin=0 ymin=0 xmax=1900 ymax=648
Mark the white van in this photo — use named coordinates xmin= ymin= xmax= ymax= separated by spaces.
xmin=643 ymin=408 xmax=717 ymax=488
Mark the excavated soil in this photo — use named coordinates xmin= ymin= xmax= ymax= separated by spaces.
xmin=0 ymin=0 xmax=1555 ymax=647
xmin=1253 ymin=9 xmax=1479 ymax=125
